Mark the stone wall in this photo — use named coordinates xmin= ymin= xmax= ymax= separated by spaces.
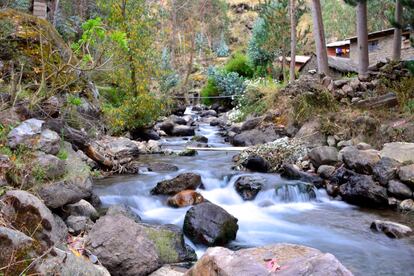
xmin=350 ymin=35 xmax=414 ymax=64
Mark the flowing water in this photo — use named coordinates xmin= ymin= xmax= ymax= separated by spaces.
xmin=94 ymin=109 xmax=414 ymax=276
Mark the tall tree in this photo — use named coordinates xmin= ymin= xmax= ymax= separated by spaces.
xmin=290 ymin=0 xmax=297 ymax=82
xmin=392 ymin=0 xmax=403 ymax=61
xmin=310 ymin=0 xmax=329 ymax=75
xmin=345 ymin=0 xmax=369 ymax=77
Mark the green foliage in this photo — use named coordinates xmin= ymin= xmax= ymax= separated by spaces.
xmin=201 ymin=79 xmax=219 ymax=105
xmin=225 ymin=52 xmax=254 ymax=78
xmin=1 ymin=0 xmax=31 ymax=11
xmin=67 ymin=95 xmax=82 ymax=106
xmin=32 ymin=165 xmax=46 ymax=183
xmin=214 ymin=33 xmax=230 ymax=57
xmin=247 ymin=18 xmax=274 ymax=68
xmin=406 ymin=61 xmax=414 ymax=75
xmin=405 ymin=99 xmax=414 ymax=114
xmin=57 ymin=149 xmax=68 ymax=161
xmin=392 ymin=77 xmax=414 ymax=113
xmin=103 ymin=93 xmax=163 ymax=134
xmin=208 ymin=67 xmax=246 ymax=97
xmin=292 ymin=91 xmax=338 ymax=124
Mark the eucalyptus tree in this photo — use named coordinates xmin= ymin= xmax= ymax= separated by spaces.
xmin=310 ymin=0 xmax=329 ymax=76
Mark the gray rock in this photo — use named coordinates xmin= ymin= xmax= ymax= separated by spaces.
xmin=337 ymin=140 xmax=353 ymax=149
xmin=281 ymin=164 xmax=324 ymax=188
xmin=209 ymin=118 xmax=223 ymax=127
xmin=308 ymin=146 xmax=339 ymax=168
xmin=147 ymin=162 xmax=179 ymax=172
xmin=356 ymin=142 xmax=372 ymax=150
xmin=171 ymin=125 xmax=195 ymax=136
xmin=381 ymin=142 xmax=414 ymax=163
xmin=399 ymin=199 xmax=414 ymax=212
xmin=398 ymin=164 xmax=414 ymax=187
xmin=183 ymin=202 xmax=238 ymax=246
xmin=242 ymin=155 xmax=270 ymax=173
xmin=185 ymin=244 xmax=353 ymax=276
xmin=170 ymin=115 xmax=187 ymax=125
xmin=241 ymin=117 xmax=262 ymax=131
xmin=37 ymin=247 xmax=110 ymax=276
xmin=370 ymin=220 xmax=412 ymax=238
xmin=34 ymin=151 xmax=66 ymax=180
xmin=151 ymin=173 xmax=202 ymax=195
xmin=106 ymin=204 xmax=141 ymax=223
xmin=234 ymin=176 xmax=264 ymax=200
xmin=138 ymin=223 xmax=197 ymax=264
xmin=191 ymin=135 xmax=208 ymax=143
xmin=387 ymin=180 xmax=412 ymax=199
xmin=339 ymin=174 xmax=388 ymax=207
xmin=64 ymin=199 xmax=99 ymax=221
xmin=66 ymin=215 xmax=94 ymax=235
xmin=87 ymin=214 xmax=161 ymax=276
xmin=327 ymin=136 xmax=336 ymax=147
xmin=150 ymin=265 xmax=185 ymax=276
xmin=7 ymin=119 xmax=61 ymax=155
xmin=342 ymin=147 xmax=380 ymax=175
xmin=372 ymin=157 xmax=401 ymax=186
xmin=0 ymin=227 xmax=36 ymax=269
xmin=91 ymin=136 xmax=140 ymax=159
xmin=317 ymin=165 xmax=336 ymax=179
xmin=1 ymin=190 xmax=66 ymax=249
xmin=200 ymin=110 xmax=217 ymax=117
xmin=295 ymin=120 xmax=326 ymax=148
xmin=232 ymin=127 xmax=280 ymax=146
xmin=159 ymin=120 xmax=175 ymax=135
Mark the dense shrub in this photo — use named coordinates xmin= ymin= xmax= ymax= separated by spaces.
xmin=103 ymin=93 xmax=163 ymax=134
xmin=247 ymin=18 xmax=274 ymax=69
xmin=292 ymin=90 xmax=338 ymax=124
xmin=214 ymin=33 xmax=230 ymax=57
xmin=225 ymin=52 xmax=254 ymax=78
xmin=208 ymin=67 xmax=246 ymax=97
xmin=201 ymin=79 xmax=220 ymax=105
xmin=392 ymin=77 xmax=414 ymax=113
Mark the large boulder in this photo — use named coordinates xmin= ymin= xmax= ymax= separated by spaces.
xmin=370 ymin=220 xmax=413 ymax=239
xmin=64 ymin=199 xmax=99 ymax=221
xmin=183 ymin=202 xmax=238 ymax=246
xmin=234 ymin=175 xmax=264 ymax=200
xmin=339 ymin=174 xmax=388 ymax=207
xmin=185 ymin=244 xmax=353 ymax=276
xmin=342 ymin=147 xmax=380 ymax=175
xmin=241 ymin=117 xmax=262 ymax=131
xmin=167 ymin=190 xmax=204 ymax=208
xmin=151 ymin=173 xmax=202 ymax=195
xmin=90 ymin=136 xmax=140 ymax=160
xmin=308 ymin=146 xmax=339 ymax=168
xmin=387 ymin=180 xmax=412 ymax=199
xmin=87 ymin=214 xmax=161 ymax=276
xmin=242 ymin=155 xmax=270 ymax=173
xmin=372 ymin=157 xmax=401 ymax=186
xmin=34 ymin=151 xmax=66 ymax=180
xmin=7 ymin=119 xmax=61 ymax=154
xmin=317 ymin=165 xmax=336 ymax=179
xmin=231 ymin=127 xmax=280 ymax=147
xmin=380 ymin=142 xmax=414 ymax=163
xmin=1 ymin=190 xmax=66 ymax=249
xmin=171 ymin=125 xmax=195 ymax=136
xmin=158 ymin=120 xmax=175 ymax=135
xmin=398 ymin=164 xmax=414 ymax=187
xmin=106 ymin=204 xmax=141 ymax=223
xmin=139 ymin=223 xmax=197 ymax=264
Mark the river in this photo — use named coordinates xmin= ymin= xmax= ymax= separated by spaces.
xmin=94 ymin=110 xmax=414 ymax=276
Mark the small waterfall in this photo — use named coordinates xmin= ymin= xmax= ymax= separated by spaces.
xmin=274 ymin=182 xmax=317 ymax=202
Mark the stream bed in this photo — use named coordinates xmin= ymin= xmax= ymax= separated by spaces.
xmin=94 ymin=112 xmax=414 ymax=276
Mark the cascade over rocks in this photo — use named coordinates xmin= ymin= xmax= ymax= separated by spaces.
xmin=281 ymin=164 xmax=324 ymax=188
xmin=151 ymin=173 xmax=202 ymax=195
xmin=183 ymin=202 xmax=239 ymax=246
xmin=234 ymin=175 xmax=264 ymax=200
xmin=185 ymin=244 xmax=353 ymax=276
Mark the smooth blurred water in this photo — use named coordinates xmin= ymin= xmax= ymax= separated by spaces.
xmin=94 ymin=113 xmax=414 ymax=276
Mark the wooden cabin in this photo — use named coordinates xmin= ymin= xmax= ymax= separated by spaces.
xmin=326 ymin=40 xmax=350 ymax=58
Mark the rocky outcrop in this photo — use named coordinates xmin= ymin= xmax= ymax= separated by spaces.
xmin=183 ymin=202 xmax=238 ymax=246
xmin=87 ymin=214 xmax=161 ymax=276
xmin=7 ymin=119 xmax=61 ymax=155
xmin=185 ymin=244 xmax=353 ymax=276
xmin=151 ymin=173 xmax=202 ymax=195
xmin=167 ymin=190 xmax=204 ymax=208
xmin=234 ymin=175 xmax=264 ymax=200
xmin=370 ymin=220 xmax=412 ymax=239
xmin=1 ymin=190 xmax=66 ymax=249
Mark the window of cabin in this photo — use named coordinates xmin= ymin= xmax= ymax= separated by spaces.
xmin=368 ymin=40 xmax=379 ymax=52
xmin=402 ymin=34 xmax=411 ymax=49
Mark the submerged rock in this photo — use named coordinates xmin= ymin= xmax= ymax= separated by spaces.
xmin=234 ymin=175 xmax=264 ymax=200
xmin=183 ymin=202 xmax=238 ymax=246
xmin=151 ymin=173 xmax=202 ymax=195
xmin=185 ymin=244 xmax=353 ymax=276
xmin=147 ymin=162 xmax=179 ymax=172
xmin=370 ymin=220 xmax=413 ymax=238
xmin=167 ymin=190 xmax=204 ymax=208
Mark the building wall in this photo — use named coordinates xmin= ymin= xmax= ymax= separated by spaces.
xmin=350 ymin=34 xmax=414 ymax=64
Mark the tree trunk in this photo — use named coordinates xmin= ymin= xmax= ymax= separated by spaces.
xmin=289 ymin=0 xmax=297 ymax=82
xmin=170 ymin=0 xmax=177 ymax=68
xmin=392 ymin=0 xmax=402 ymax=61
xmin=356 ymin=1 xmax=369 ymax=77
xmin=310 ymin=0 xmax=329 ymax=76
